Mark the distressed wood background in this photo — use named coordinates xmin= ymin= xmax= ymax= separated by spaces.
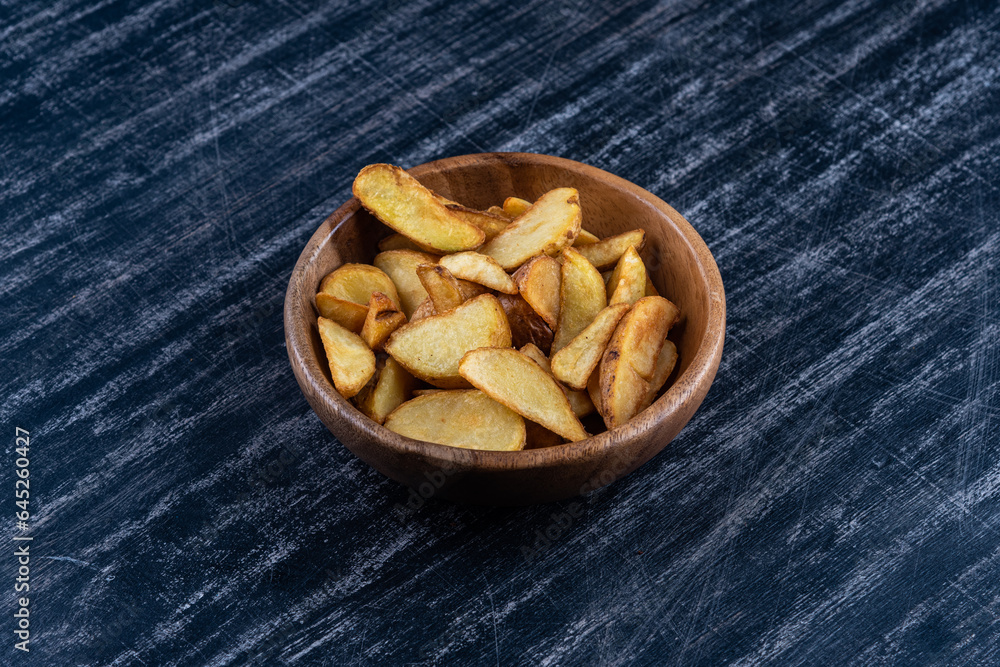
xmin=2 ymin=0 xmax=998 ymax=664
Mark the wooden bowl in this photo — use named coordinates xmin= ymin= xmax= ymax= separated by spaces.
xmin=284 ymin=153 xmax=725 ymax=505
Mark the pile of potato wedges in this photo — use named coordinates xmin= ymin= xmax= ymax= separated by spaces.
xmin=314 ymin=163 xmax=680 ymax=451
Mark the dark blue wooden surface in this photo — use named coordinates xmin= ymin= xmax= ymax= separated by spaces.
xmin=2 ymin=0 xmax=999 ymax=664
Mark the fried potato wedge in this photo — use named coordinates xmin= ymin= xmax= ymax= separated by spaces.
xmin=599 ymin=296 xmax=681 ymax=428
xmin=513 ymin=254 xmax=561 ymax=328
xmin=487 ymin=205 xmax=512 ymax=220
xmin=417 ymin=263 xmax=464 ymax=313
xmin=459 ymin=348 xmax=589 ymax=442
xmin=373 ymin=250 xmax=440 ymax=318
xmin=497 ymin=293 xmax=554 ymax=353
xmin=519 ymin=342 xmax=551 ymax=371
xmin=643 ymin=339 xmax=678 ymax=408
xmin=378 ymin=233 xmax=423 ymax=252
xmin=566 ymin=387 xmax=595 ymax=418
xmin=319 ymin=263 xmax=402 ymax=310
xmin=573 ymin=229 xmax=600 ymax=246
xmin=315 ymin=294 xmax=368 ymax=333
xmin=551 ymin=303 xmax=631 ymax=390
xmin=587 ymin=367 xmax=604 ymax=420
xmin=353 ymin=164 xmax=485 ymax=253
xmin=355 ymin=356 xmax=416 ymax=424
xmin=317 ymin=317 xmax=376 ymax=398
xmin=384 ymin=390 xmax=525 ymax=451
xmin=361 ymin=292 xmax=407 ymax=351
xmin=519 ymin=343 xmax=594 ymax=418
xmin=503 ymin=196 xmax=532 ymax=218
xmin=608 ymin=246 xmax=648 ymax=307
xmin=443 ymin=204 xmax=509 ymax=241
xmin=480 ymin=188 xmax=582 ymax=269
xmin=576 ymin=229 xmax=646 ymax=270
xmin=439 ymin=252 xmax=517 ymax=294
xmin=385 ymin=294 xmax=512 ymax=388
xmin=552 ymin=247 xmax=607 ymax=353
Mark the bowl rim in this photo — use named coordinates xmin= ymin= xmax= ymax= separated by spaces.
xmin=285 ymin=152 xmax=726 ymax=472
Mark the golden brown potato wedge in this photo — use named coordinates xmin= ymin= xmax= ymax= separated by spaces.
xmin=519 ymin=342 xmax=551 ymax=372
xmin=599 ymin=296 xmax=681 ymax=428
xmin=486 ymin=205 xmax=512 ymax=220
xmin=319 ymin=263 xmax=402 ymax=310
xmin=551 ymin=303 xmax=631 ymax=390
xmin=512 ymin=254 xmax=561 ymax=328
xmin=459 ymin=347 xmax=589 ymax=442
xmin=378 ymin=233 xmax=423 ymax=252
xmin=519 ymin=343 xmax=594 ymax=418
xmin=417 ymin=263 xmax=464 ymax=313
xmin=573 ymin=229 xmax=600 ymax=246
xmin=565 ymin=387 xmax=595 ymax=418
xmin=317 ymin=317 xmax=376 ymax=398
xmin=411 ymin=388 xmax=444 ymax=396
xmin=497 ymin=293 xmax=554 ymax=353
xmin=355 ymin=356 xmax=416 ymax=424
xmin=645 ymin=278 xmax=659 ymax=296
xmin=503 ymin=196 xmax=532 ymax=218
xmin=373 ymin=250 xmax=440 ymax=318
xmin=575 ymin=229 xmax=646 ymax=270
xmin=480 ymin=188 xmax=582 ymax=269
xmin=353 ymin=164 xmax=485 ymax=253
xmin=315 ymin=294 xmax=368 ymax=333
xmin=385 ymin=294 xmax=512 ymax=388
xmin=384 ymin=390 xmax=525 ymax=451
xmin=643 ymin=339 xmax=677 ymax=408
xmin=443 ymin=204 xmax=509 ymax=241
xmin=439 ymin=252 xmax=518 ymax=294
xmin=587 ymin=367 xmax=604 ymax=420
xmin=608 ymin=246 xmax=648 ymax=307
xmin=552 ymin=247 xmax=607 ymax=353
xmin=360 ymin=292 xmax=407 ymax=351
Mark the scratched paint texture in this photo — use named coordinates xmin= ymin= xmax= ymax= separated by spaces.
xmin=1 ymin=0 xmax=998 ymax=664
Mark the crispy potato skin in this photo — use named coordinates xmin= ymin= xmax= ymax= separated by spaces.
xmin=497 ymin=293 xmax=554 ymax=354
xmin=598 ymin=296 xmax=680 ymax=428
xmin=353 ymin=164 xmax=485 ymax=253
xmin=417 ymin=263 xmax=464 ymax=313
xmin=513 ymin=254 xmax=561 ymax=328
xmin=360 ymin=292 xmax=407 ymax=351
xmin=315 ymin=293 xmax=368 ymax=332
